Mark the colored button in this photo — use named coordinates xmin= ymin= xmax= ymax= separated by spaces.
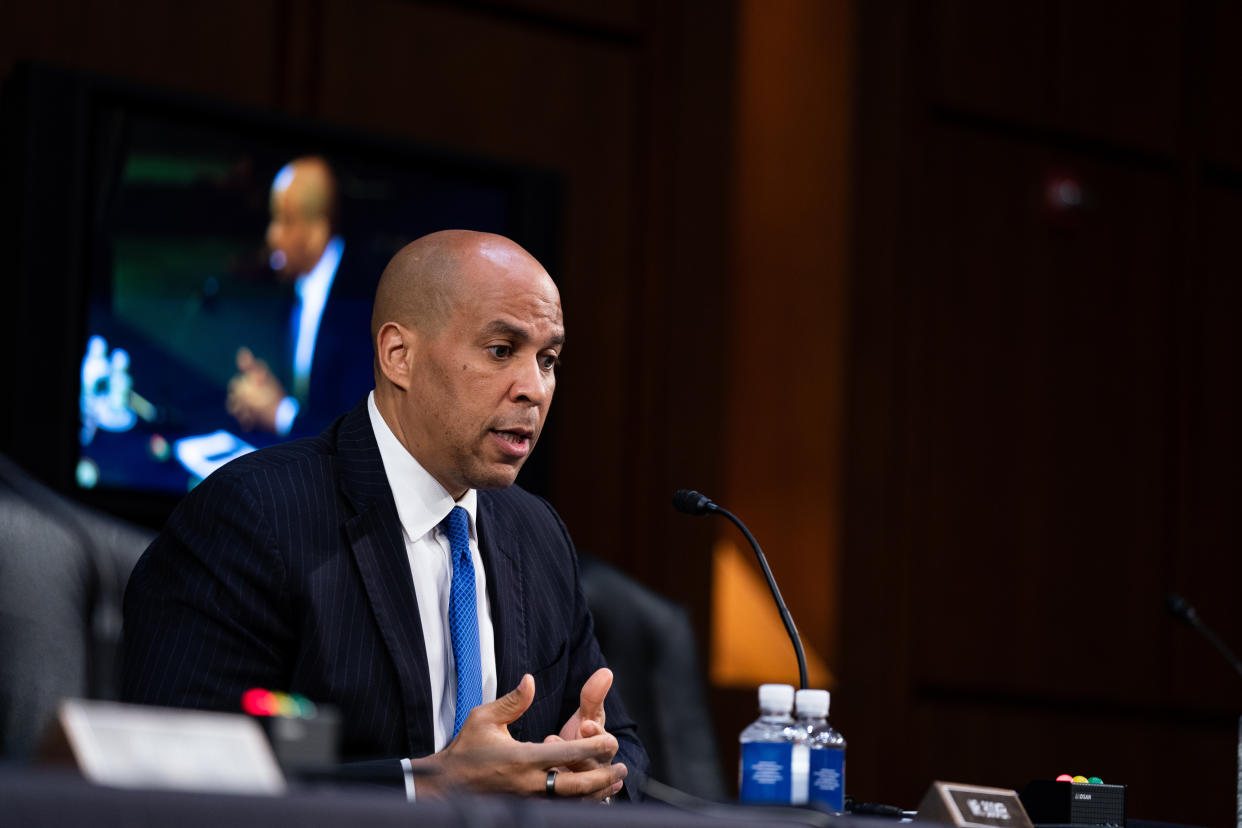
xmin=241 ymin=687 xmax=278 ymax=716
xmin=1056 ymin=774 xmax=1074 ymax=782
xmin=1087 ymin=777 xmax=1103 ymax=785
xmin=1072 ymin=776 xmax=1089 ymax=784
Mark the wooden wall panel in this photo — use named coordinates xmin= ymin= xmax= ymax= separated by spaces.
xmin=847 ymin=2 xmax=1242 ymax=824
xmin=922 ymin=0 xmax=1052 ymax=127
xmin=1054 ymin=0 xmax=1182 ymax=153
xmin=907 ymin=127 xmax=1177 ymax=701
xmin=921 ymin=0 xmax=1183 ymax=154
xmin=485 ymin=0 xmax=642 ymax=31
xmin=626 ymin=2 xmax=736 ymax=624
xmin=1173 ymin=183 xmax=1242 ymax=710
xmin=1200 ymin=1 xmax=1242 ymax=172
xmin=724 ymin=0 xmax=854 ymax=681
xmin=0 ymin=0 xmax=282 ymax=108
xmin=841 ymin=0 xmax=917 ymax=805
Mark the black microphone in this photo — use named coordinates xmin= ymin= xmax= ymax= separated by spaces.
xmin=1165 ymin=592 xmax=1242 ymax=682
xmin=672 ymin=489 xmax=809 ymax=690
xmin=672 ymin=489 xmax=716 ymax=516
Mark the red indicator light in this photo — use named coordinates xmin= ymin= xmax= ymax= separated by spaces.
xmin=241 ymin=687 xmax=277 ymax=716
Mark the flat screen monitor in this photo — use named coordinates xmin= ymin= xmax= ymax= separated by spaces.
xmin=1 ymin=63 xmax=561 ymax=524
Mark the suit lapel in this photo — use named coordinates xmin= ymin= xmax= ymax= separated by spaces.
xmin=336 ymin=401 xmax=435 ymax=755
xmin=476 ymin=492 xmax=529 ymax=741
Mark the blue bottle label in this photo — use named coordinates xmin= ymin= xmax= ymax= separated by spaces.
xmin=739 ymin=741 xmax=794 ymax=803
xmin=808 ymin=747 xmax=845 ymax=812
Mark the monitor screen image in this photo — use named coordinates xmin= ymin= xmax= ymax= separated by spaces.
xmin=2 ymin=64 xmax=560 ymax=508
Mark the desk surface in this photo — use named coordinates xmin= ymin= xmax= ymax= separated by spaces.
xmin=0 ymin=768 xmax=896 ymax=828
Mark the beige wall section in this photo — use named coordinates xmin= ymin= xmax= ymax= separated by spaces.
xmin=717 ymin=0 xmax=854 ymax=686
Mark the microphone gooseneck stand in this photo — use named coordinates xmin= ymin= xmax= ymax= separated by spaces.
xmin=672 ymin=489 xmax=809 ymax=690
xmin=1166 ymin=593 xmax=1242 ymax=828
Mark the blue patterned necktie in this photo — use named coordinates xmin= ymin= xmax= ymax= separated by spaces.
xmin=442 ymin=506 xmax=481 ymax=737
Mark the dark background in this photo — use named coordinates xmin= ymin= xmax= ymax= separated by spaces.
xmin=2 ymin=1 xmax=1240 ymax=825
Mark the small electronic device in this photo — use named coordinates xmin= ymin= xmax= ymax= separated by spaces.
xmin=1021 ymin=777 xmax=1126 ymax=827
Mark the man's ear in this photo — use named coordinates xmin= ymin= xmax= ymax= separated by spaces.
xmin=375 ymin=321 xmax=415 ymax=390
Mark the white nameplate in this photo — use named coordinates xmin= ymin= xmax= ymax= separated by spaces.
xmin=51 ymin=699 xmax=286 ymax=795
xmin=917 ymin=780 xmax=1034 ymax=828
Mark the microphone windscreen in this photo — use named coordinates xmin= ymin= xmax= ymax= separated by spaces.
xmin=672 ymin=489 xmax=713 ymax=515
xmin=1165 ymin=592 xmax=1193 ymax=622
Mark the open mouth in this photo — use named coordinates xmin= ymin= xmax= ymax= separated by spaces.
xmin=490 ymin=428 xmax=533 ymax=456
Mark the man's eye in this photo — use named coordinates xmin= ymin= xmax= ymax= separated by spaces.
xmin=540 ymin=354 xmax=560 ymax=371
xmin=487 ymin=345 xmax=512 ymax=359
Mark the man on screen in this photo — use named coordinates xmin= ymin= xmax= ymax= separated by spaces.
xmin=123 ymin=230 xmax=646 ymax=800
xmin=227 ymin=156 xmax=372 ymax=437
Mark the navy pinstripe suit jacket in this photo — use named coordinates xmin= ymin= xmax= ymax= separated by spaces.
xmin=121 ymin=398 xmax=647 ymax=783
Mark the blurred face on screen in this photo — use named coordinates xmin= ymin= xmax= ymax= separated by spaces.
xmin=266 ymin=158 xmax=335 ymax=281
xmin=378 ymin=232 xmax=563 ymax=498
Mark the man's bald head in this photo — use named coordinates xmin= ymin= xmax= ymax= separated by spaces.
xmin=370 ymin=230 xmax=548 ymax=341
xmin=267 ymin=156 xmax=338 ymax=280
xmin=370 ymin=230 xmax=563 ymax=496
xmin=275 ymin=157 xmax=337 ymax=224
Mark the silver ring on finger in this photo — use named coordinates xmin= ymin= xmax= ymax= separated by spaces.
xmin=545 ymin=769 xmax=558 ymax=798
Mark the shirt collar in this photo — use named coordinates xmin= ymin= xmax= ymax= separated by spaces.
xmin=367 ymin=390 xmax=478 ymax=544
xmin=295 ymin=235 xmax=344 ymax=303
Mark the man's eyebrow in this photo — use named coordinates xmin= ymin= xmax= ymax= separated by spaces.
xmin=482 ymin=320 xmax=565 ymax=348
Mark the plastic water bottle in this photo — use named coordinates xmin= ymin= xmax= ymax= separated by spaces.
xmin=795 ymin=688 xmax=846 ymax=813
xmin=738 ymin=683 xmax=798 ymax=803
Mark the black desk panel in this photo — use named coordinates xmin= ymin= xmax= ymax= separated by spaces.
xmin=0 ymin=769 xmax=895 ymax=828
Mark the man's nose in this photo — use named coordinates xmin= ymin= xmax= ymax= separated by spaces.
xmin=510 ymin=356 xmax=552 ymax=404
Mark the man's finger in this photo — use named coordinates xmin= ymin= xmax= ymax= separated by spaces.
xmin=527 ymin=732 xmax=617 ymax=768
xmin=475 ymin=673 xmax=535 ymax=727
xmin=578 ymin=667 xmax=612 ymax=723
xmin=549 ymin=762 xmax=627 ymax=800
xmin=236 ymin=347 xmax=254 ymax=372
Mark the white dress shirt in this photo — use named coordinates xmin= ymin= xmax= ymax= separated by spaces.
xmin=291 ymin=235 xmax=344 ymax=398
xmin=274 ymin=236 xmax=345 ymax=435
xmin=367 ymin=391 xmax=498 ymax=754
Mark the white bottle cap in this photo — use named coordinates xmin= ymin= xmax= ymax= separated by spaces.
xmin=758 ymin=683 xmax=795 ymax=712
xmin=795 ymin=688 xmax=830 ymax=717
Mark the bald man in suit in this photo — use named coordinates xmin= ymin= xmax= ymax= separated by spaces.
xmin=228 ymin=157 xmax=374 ymax=438
xmin=124 ymin=230 xmax=646 ymax=800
